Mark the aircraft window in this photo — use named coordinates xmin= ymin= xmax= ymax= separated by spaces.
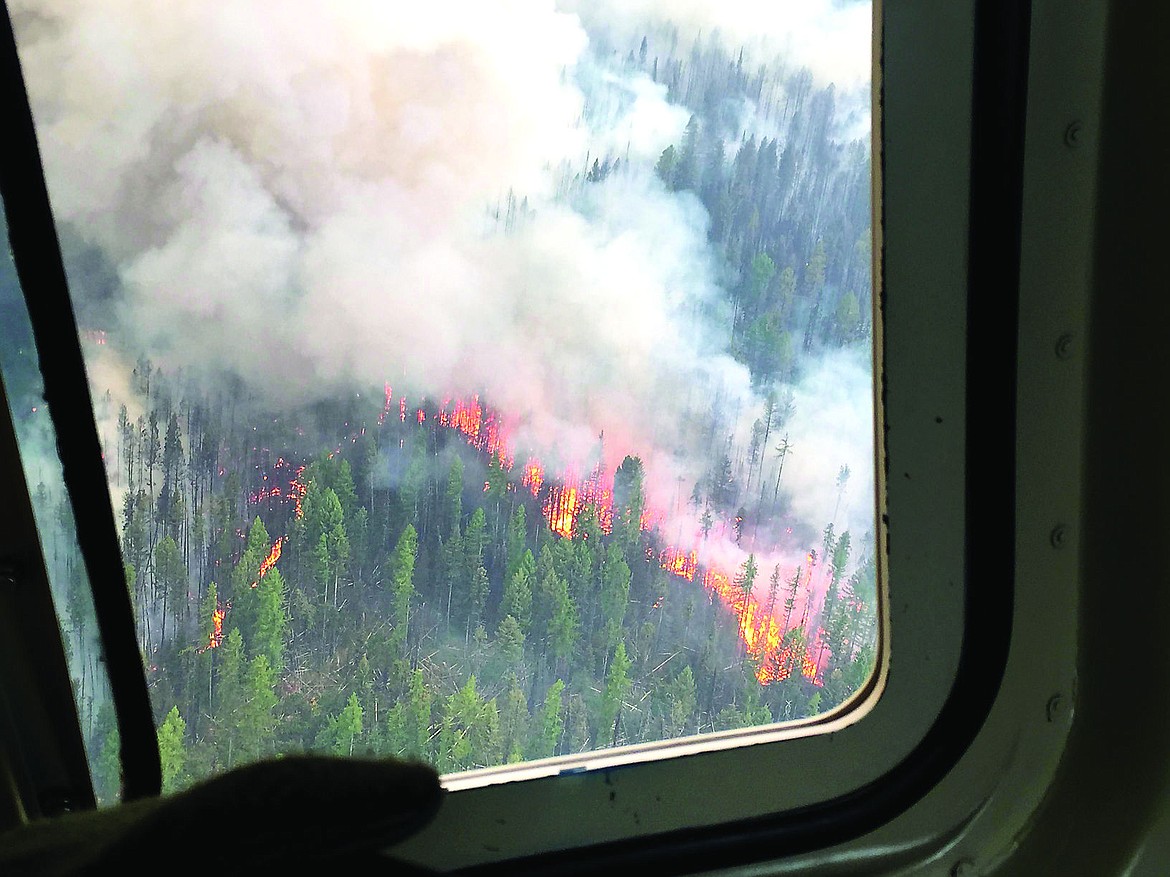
xmin=7 ymin=0 xmax=877 ymax=795
xmin=0 ymin=208 xmax=120 ymax=803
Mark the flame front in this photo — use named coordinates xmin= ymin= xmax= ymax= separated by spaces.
xmin=201 ymin=602 xmax=225 ymax=652
xmin=660 ymin=546 xmax=698 ymax=581
xmin=290 ymin=466 xmax=307 ymax=519
xmin=247 ymin=457 xmax=306 ymax=520
xmin=270 ymin=392 xmax=829 ymax=689
xmin=521 ymin=458 xmax=544 ymax=497
xmin=251 ymin=537 xmax=284 ymax=588
xmin=377 ymin=383 xmax=394 ymax=426
xmin=233 ymin=394 xmax=827 ymax=688
xmin=424 ymin=394 xmax=825 ymax=686
xmin=437 ymin=396 xmax=513 ymax=467
xmin=544 ymin=485 xmax=577 ymax=537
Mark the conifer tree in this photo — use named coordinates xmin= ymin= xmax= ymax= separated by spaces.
xmin=237 ymin=655 xmax=278 ymax=764
xmin=612 ymin=455 xmax=646 ymax=558
xmin=438 ymin=677 xmax=501 ymax=773
xmin=502 ymin=549 xmax=534 ymax=634
xmin=213 ymin=628 xmax=246 ymax=769
xmin=663 ymin=665 xmax=697 ymax=738
xmin=383 ymin=669 xmax=433 ymax=760
xmin=443 ymin=457 xmax=464 ymax=541
xmin=505 ymin=505 xmax=528 ymax=586
xmin=317 ymin=692 xmax=364 ymax=756
xmin=157 ymin=706 xmax=187 ymax=793
xmin=494 ymin=614 xmax=526 ymax=682
xmin=599 ymin=544 xmax=631 ymax=659
xmin=389 ymin=524 xmax=418 ymax=655
xmin=253 ymin=567 xmax=287 ymax=671
xmin=597 ymin=642 xmax=632 ymax=745
xmin=499 ymin=674 xmax=529 ymax=764
xmin=154 ymin=535 xmax=186 ymax=643
xmin=528 ymin=679 xmax=565 ymax=760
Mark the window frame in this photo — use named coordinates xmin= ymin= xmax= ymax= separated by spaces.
xmin=0 ymin=0 xmax=1100 ymax=871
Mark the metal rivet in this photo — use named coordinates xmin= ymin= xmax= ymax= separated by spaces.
xmin=1064 ymin=120 xmax=1083 ymax=148
xmin=1049 ymin=526 xmax=1067 ymax=549
xmin=1055 ymin=333 xmax=1075 ymax=360
xmin=39 ymin=788 xmax=75 ymax=816
xmin=0 ymin=561 xmax=18 ymax=587
xmin=1046 ymin=694 xmax=1064 ymax=722
xmin=951 ymin=858 xmax=975 ymax=877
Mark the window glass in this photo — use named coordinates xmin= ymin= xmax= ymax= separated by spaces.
xmin=10 ymin=0 xmax=874 ymax=788
xmin=0 ymin=210 xmax=119 ymax=803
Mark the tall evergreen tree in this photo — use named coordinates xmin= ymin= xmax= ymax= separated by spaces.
xmin=386 ymin=524 xmax=418 ymax=654
xmin=599 ymin=544 xmax=631 ymax=660
xmin=316 ymin=692 xmax=364 ymax=756
xmin=438 ymin=677 xmax=501 ymax=773
xmin=528 ymin=679 xmax=565 ymax=760
xmin=597 ymin=642 xmax=632 ymax=745
xmin=383 ymin=669 xmax=433 ymax=761
xmin=157 ymin=706 xmax=187 ymax=794
xmin=502 ymin=549 xmax=535 ymax=634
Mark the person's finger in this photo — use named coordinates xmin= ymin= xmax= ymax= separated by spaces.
xmin=86 ymin=756 xmax=443 ymax=874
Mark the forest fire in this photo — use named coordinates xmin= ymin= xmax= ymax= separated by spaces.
xmin=248 ymin=485 xmax=282 ymax=504
xmin=424 ymin=394 xmax=824 ymax=686
xmin=246 ymin=458 xmax=307 ymax=520
xmin=545 ymin=485 xmax=579 ymax=537
xmin=540 ymin=468 xmax=616 ymax=539
xmin=237 ymin=394 xmax=824 ymax=687
xmin=201 ymin=602 xmax=225 ymax=652
xmin=251 ymin=538 xmax=284 ymax=588
xmin=521 ymin=459 xmax=544 ymax=497
xmin=437 ymin=396 xmax=512 ymax=467
xmin=378 ymin=383 xmax=393 ymax=426
xmin=290 ymin=466 xmax=307 ymax=519
xmin=59 ymin=0 xmax=880 ymax=791
xmin=660 ymin=546 xmax=698 ymax=580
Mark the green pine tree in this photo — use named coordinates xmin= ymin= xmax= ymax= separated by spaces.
xmin=596 ymin=642 xmax=632 ymax=745
xmin=527 ymin=679 xmax=566 ymax=760
xmin=157 ymin=706 xmax=187 ymax=793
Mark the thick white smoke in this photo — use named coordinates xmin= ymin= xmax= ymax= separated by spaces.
xmin=11 ymin=0 xmax=874 ymax=580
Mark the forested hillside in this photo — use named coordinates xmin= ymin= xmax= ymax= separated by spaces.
xmin=77 ymin=366 xmax=875 ymax=796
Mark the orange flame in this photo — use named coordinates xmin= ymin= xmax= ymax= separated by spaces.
xmin=251 ymin=537 xmax=284 ymax=588
xmin=435 ymin=396 xmax=514 ymax=468
xmin=290 ymin=466 xmax=307 ymax=519
xmin=200 ymin=602 xmax=226 ymax=652
xmin=378 ymin=383 xmax=394 ymax=426
xmin=660 ymin=546 xmax=698 ymax=581
xmin=537 ymin=466 xmax=615 ymax=538
xmin=521 ymin=458 xmax=544 ymax=497
xmin=697 ymin=567 xmax=822 ymax=686
xmin=248 ymin=485 xmax=282 ymax=505
xmin=545 ymin=485 xmax=579 ymax=537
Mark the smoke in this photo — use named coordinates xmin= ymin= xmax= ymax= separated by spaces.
xmin=11 ymin=1 xmax=874 ymax=585
xmin=780 ymin=349 xmax=874 ymax=540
